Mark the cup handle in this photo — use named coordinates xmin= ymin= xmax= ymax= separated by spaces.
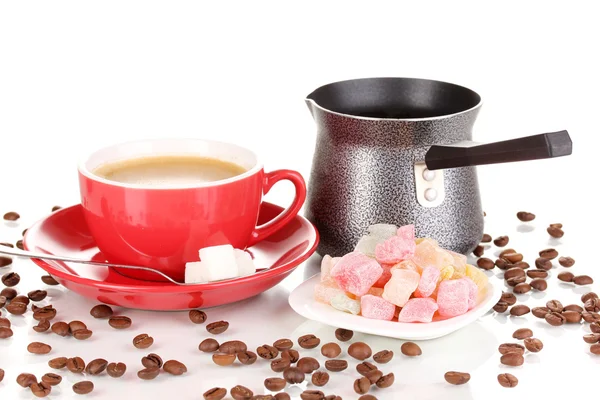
xmin=247 ymin=170 xmax=307 ymax=247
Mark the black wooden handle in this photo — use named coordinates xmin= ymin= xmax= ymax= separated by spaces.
xmin=424 ymin=130 xmax=572 ymax=171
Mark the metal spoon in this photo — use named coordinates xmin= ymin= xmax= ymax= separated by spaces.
xmin=0 ymin=244 xmax=259 ymax=286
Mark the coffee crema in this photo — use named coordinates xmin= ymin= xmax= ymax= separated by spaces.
xmin=93 ymin=155 xmax=247 ymax=185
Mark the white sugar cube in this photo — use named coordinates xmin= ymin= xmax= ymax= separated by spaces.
xmin=184 ymin=261 xmax=209 ymax=284
xmin=366 ymin=223 xmax=398 ymax=238
xmin=199 ymin=244 xmax=238 ymax=281
xmin=234 ymin=249 xmax=256 ymax=277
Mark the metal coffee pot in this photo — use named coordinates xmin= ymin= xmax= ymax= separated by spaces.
xmin=304 ymin=77 xmax=572 ymax=257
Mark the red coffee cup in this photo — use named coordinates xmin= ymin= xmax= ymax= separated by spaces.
xmin=78 ymin=138 xmax=306 ymax=282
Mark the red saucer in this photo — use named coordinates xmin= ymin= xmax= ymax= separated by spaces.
xmin=23 ymin=203 xmax=319 ymax=310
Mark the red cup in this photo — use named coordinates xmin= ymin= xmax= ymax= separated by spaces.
xmin=77 ymin=138 xmax=306 ymax=282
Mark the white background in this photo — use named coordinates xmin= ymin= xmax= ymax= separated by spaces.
xmin=0 ymin=1 xmax=599 ymax=399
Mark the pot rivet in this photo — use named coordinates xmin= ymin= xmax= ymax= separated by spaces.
xmin=424 ymin=188 xmax=438 ymax=201
xmin=422 ymin=169 xmax=436 ymax=181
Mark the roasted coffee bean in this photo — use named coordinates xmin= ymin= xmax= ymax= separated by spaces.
xmin=219 ymin=340 xmax=247 ymax=354
xmin=13 ymin=294 xmax=29 ymax=304
xmin=48 ymin=357 xmax=67 ymax=369
xmin=311 ymin=371 xmax=329 ymax=387
xmin=90 ymin=304 xmax=113 ymax=318
xmin=507 ymin=276 xmax=526 ymax=287
xmin=532 ymin=307 xmax=550 ymax=318
xmin=325 ymin=359 xmax=348 ymax=372
xmin=257 ymin=344 xmax=279 ymax=360
xmin=473 ymin=245 xmax=484 ymax=257
xmin=0 ymin=317 xmax=10 ymax=327
xmin=373 ymin=350 xmax=393 ymax=364
xmin=235 ymin=351 xmax=256 ymax=367
xmin=28 ymin=342 xmax=51 ymax=354
xmin=0 ymin=326 xmax=13 ymax=338
xmin=300 ymin=390 xmax=324 ymax=400
xmin=298 ymin=334 xmax=320 ymax=349
xmin=498 ymin=373 xmax=518 ymax=388
xmin=558 ymin=256 xmax=575 ymax=267
xmin=512 ymin=328 xmax=533 ymax=340
xmin=141 ymin=353 xmax=163 ymax=368
xmin=524 ymin=338 xmax=543 ymax=352
xmin=204 ymin=387 xmax=227 ymax=400
xmin=517 ymin=211 xmax=535 ymax=221
xmin=582 ymin=312 xmax=600 ymax=323
xmin=0 ymin=256 xmax=12 ymax=269
xmin=499 ymin=249 xmax=516 ymax=258
xmin=353 ymin=376 xmax=371 ymax=394
xmin=582 ymin=292 xmax=599 ymax=303
xmin=334 ymin=328 xmax=353 ymax=341
xmin=206 ymin=320 xmax=229 ymax=334
xmin=583 ymin=334 xmax=600 ymax=344
xmin=137 ymin=366 xmax=160 ymax=380
xmin=199 ymin=338 xmax=220 ymax=352
xmin=297 ymin=357 xmax=320 ymax=374
xmin=530 ymin=279 xmax=547 ymax=291
xmin=535 ymin=258 xmax=553 ymax=271
xmin=106 ymin=362 xmax=127 ymax=377
xmin=66 ymin=357 xmax=85 ymax=373
xmin=546 ymin=300 xmax=563 ymax=312
xmin=163 ymin=360 xmax=187 ymax=375
xmin=401 ymin=341 xmax=422 ymax=356
xmin=574 ymin=275 xmax=594 ymax=285
xmin=482 ymin=233 xmax=492 ymax=243
xmin=68 ymin=320 xmax=86 ymax=333
xmin=591 ymin=344 xmax=600 ymax=355
xmin=476 ymin=257 xmax=494 ymax=270
xmin=51 ymin=322 xmax=69 ymax=336
xmin=547 ymin=226 xmax=564 ymax=238
xmin=71 ymin=381 xmax=94 ymax=395
xmin=275 ymin=394 xmax=291 ymax=400
xmin=28 ymin=290 xmax=47 ymax=302
xmin=86 ymin=358 xmax=108 ymax=375
xmin=501 ymin=352 xmax=524 ymax=366
xmin=40 ymin=275 xmax=58 ymax=285
xmin=0 ymin=287 xmax=16 ymax=299
xmin=539 ymin=248 xmax=558 ymax=259
xmin=6 ymin=301 xmax=27 ymax=315
xmin=513 ymin=261 xmax=530 ymax=270
xmin=271 ymin=357 xmax=291 ymax=372
xmin=565 ymin=304 xmax=584 ymax=313
xmin=0 ymin=368 xmax=3 ymax=382
xmin=498 ymin=343 xmax=525 ymax=355
xmin=212 ymin=352 xmax=236 ymax=366
xmin=545 ymin=312 xmax=566 ymax=326
xmin=527 ymin=269 xmax=548 ymax=279
xmin=51 ymin=206 xmax=62 ymax=212
xmin=513 ymin=282 xmax=532 ymax=294
xmin=281 ymin=349 xmax=300 ymax=363
xmin=591 ymin=322 xmax=600 ymax=334
xmin=3 ymin=211 xmax=20 ymax=221
xmin=41 ymin=373 xmax=62 ymax=386
xmin=501 ymin=292 xmax=517 ymax=305
xmin=444 ymin=371 xmax=470 ymax=385
xmin=30 ymin=381 xmax=52 ymax=397
xmin=17 ymin=372 xmax=37 ymax=387
xmin=356 ymin=361 xmax=378 ymax=376
xmin=562 ymin=310 xmax=582 ymax=323
xmin=376 ymin=373 xmax=394 ymax=389
xmin=253 ymin=395 xmax=275 ymax=400
xmin=283 ymin=367 xmax=305 ymax=384
xmin=133 ymin=333 xmax=154 ymax=349
xmin=503 ymin=253 xmax=523 ymax=263
xmin=189 ymin=309 xmax=207 ymax=324
xmin=264 ymin=377 xmax=287 ymax=391
xmin=494 ymin=236 xmax=509 ymax=247
xmin=272 ymin=338 xmax=294 ymax=351
xmin=349 ymin=342 xmax=372 ymax=360
xmin=365 ymin=369 xmax=383 ymax=384
xmin=33 ymin=305 xmax=56 ymax=321
xmin=495 ymin=258 xmax=510 ymax=270
xmin=230 ymin=385 xmax=253 ymax=400
xmin=109 ymin=315 xmax=132 ymax=329
xmin=16 ymin=240 xmax=23 ymax=250
xmin=2 ymin=272 xmax=20 ymax=287
xmin=509 ymin=305 xmax=530 ymax=316
xmin=585 ymin=298 xmax=600 ymax=312
xmin=321 ymin=342 xmax=341 ymax=358
xmin=0 ymin=295 xmax=5 ymax=308
xmin=504 ymin=268 xmax=525 ymax=280
xmin=557 ymin=271 xmax=574 ymax=282
xmin=72 ymin=329 xmax=93 ymax=340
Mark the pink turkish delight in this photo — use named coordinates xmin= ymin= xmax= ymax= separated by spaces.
xmin=414 ymin=266 xmax=440 ymax=298
xmin=436 ymin=279 xmax=470 ymax=318
xmin=398 ymin=297 xmax=439 ymax=323
xmin=360 ymin=294 xmax=396 ymax=321
xmin=330 ymin=251 xmax=383 ymax=296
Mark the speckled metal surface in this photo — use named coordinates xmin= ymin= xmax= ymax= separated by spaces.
xmin=304 ymin=99 xmax=484 ymax=258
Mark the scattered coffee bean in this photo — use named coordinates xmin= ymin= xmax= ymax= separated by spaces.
xmin=506 ymin=276 xmax=525 ymax=288
xmin=0 ymin=287 xmax=16 ymax=300
xmin=51 ymin=206 xmax=62 ymax=212
xmin=547 ymin=226 xmax=564 ymax=238
xmin=550 ymin=222 xmax=563 ymax=228
xmin=297 ymin=357 xmax=320 ymax=374
xmin=0 ymin=317 xmax=10 ymax=328
xmin=539 ymin=248 xmax=558 ymax=260
xmin=498 ymin=343 xmax=525 ymax=355
xmin=530 ymin=279 xmax=547 ymax=291
xmin=33 ymin=320 xmax=50 ymax=333
xmin=230 ymin=385 xmax=253 ymax=400
xmin=17 ymin=372 xmax=37 ymax=387
xmin=482 ymin=233 xmax=492 ymax=242
xmin=558 ymin=271 xmax=574 ymax=282
xmin=72 ymin=380 xmax=94 ymax=394
xmin=15 ymin=240 xmax=23 ymax=250
xmin=574 ymin=275 xmax=594 ymax=285
xmin=0 ymin=295 xmax=5 ymax=308
xmin=189 ymin=309 xmax=207 ymax=324
xmin=373 ymin=350 xmax=393 ymax=364
xmin=217 ymin=340 xmax=246 ymax=354
xmin=51 ymin=322 xmax=69 ymax=336
xmin=500 ymin=352 xmax=524 ymax=366
xmin=504 ymin=268 xmax=525 ymax=280
xmin=325 ymin=359 xmax=348 ymax=372
xmin=66 ymin=357 xmax=86 ymax=373
xmin=321 ymin=342 xmax=341 ymax=358
xmin=501 ymin=292 xmax=517 ymax=305
xmin=375 ymin=373 xmax=394 ymax=389
xmin=163 ymin=360 xmax=187 ymax=375
xmin=271 ymin=357 xmax=291 ymax=372
xmin=41 ymin=373 xmax=62 ymax=386
xmin=257 ymin=344 xmax=279 ymax=360
xmin=107 ymin=362 xmax=127 ymax=377
xmin=28 ymin=290 xmax=47 ymax=302
xmin=562 ymin=310 xmax=582 ymax=323
xmin=68 ymin=320 xmax=86 ymax=332
xmin=498 ymin=373 xmax=518 ymax=388
xmin=558 ymin=256 xmax=575 ymax=267
xmin=564 ymin=304 xmax=584 ymax=313
xmin=273 ymin=338 xmax=293 ymax=351
xmin=0 ymin=256 xmax=11 ymax=269
xmin=494 ymin=236 xmax=509 ymax=247
xmin=13 ymin=295 xmax=29 ymax=305
xmin=591 ymin=322 xmax=600 ymax=334
xmin=30 ymin=381 xmax=52 ymax=397
xmin=524 ymin=338 xmax=543 ymax=352
xmin=477 ymin=257 xmax=494 ymax=270
xmin=582 ymin=292 xmax=598 ymax=303
xmin=141 ymin=353 xmax=163 ymax=368
xmin=585 ymin=298 xmax=600 ymax=312
xmin=545 ymin=312 xmax=566 ymax=326
xmin=513 ymin=261 xmax=530 ymax=270
xmin=40 ymin=275 xmax=59 ymax=285
xmin=204 ymin=387 xmax=227 ymax=400
xmin=0 ymin=368 xmax=3 ymax=383
xmin=356 ymin=361 xmax=378 ymax=376
xmin=503 ymin=253 xmax=523 ymax=263
xmin=237 ymin=350 xmax=258 ymax=365
xmin=212 ymin=352 xmax=236 ymax=366
xmin=535 ymin=258 xmax=552 ymax=271
xmin=48 ymin=357 xmax=67 ymax=369
xmin=2 ymin=272 xmax=20 ymax=287
xmin=584 ymin=333 xmax=600 ymax=344
xmin=137 ymin=366 xmax=160 ymax=380
xmin=301 ymin=390 xmax=324 ymax=400
xmin=206 ymin=320 xmax=229 ymax=334
xmin=353 ymin=376 xmax=371 ymax=394
xmin=27 ymin=342 xmax=51 ymax=354
xmin=72 ymin=329 xmax=93 ymax=340
xmin=527 ymin=269 xmax=548 ymax=279
xmin=513 ymin=282 xmax=532 ymax=294
xmin=312 ymin=371 xmax=329 ymax=387
xmin=401 ymin=341 xmax=422 ymax=356
xmin=348 ymin=342 xmax=372 ymax=360
xmin=512 ymin=328 xmax=533 ymax=340
xmin=85 ymin=358 xmax=108 ymax=375
xmin=499 ymin=248 xmax=516 ymax=257
xmin=590 ymin=344 xmax=600 ymax=355
xmin=199 ymin=338 xmax=220 ymax=352
xmin=509 ymin=305 xmax=530 ymax=316
xmin=495 ymin=258 xmax=510 ymax=270
xmin=444 ymin=371 xmax=470 ymax=385
xmin=473 ymin=245 xmax=484 ymax=257
xmin=108 ymin=315 xmax=132 ymax=329
xmin=546 ymin=300 xmax=564 ymax=312
xmin=298 ymin=334 xmax=320 ymax=349
xmin=517 ymin=211 xmax=535 ymax=221
xmin=6 ymin=301 xmax=27 ymax=315
xmin=90 ymin=304 xmax=113 ymax=319
xmin=3 ymin=211 xmax=20 ymax=221
xmin=264 ymin=377 xmax=287 ymax=391
xmin=275 ymin=393 xmax=291 ymax=400
xmin=133 ymin=333 xmax=154 ymax=349
xmin=334 ymin=328 xmax=353 ymax=342
xmin=283 ymin=367 xmax=305 ymax=384
xmin=493 ymin=302 xmax=508 ymax=313
xmin=33 ymin=305 xmax=56 ymax=321
xmin=281 ymin=349 xmax=300 ymax=363
xmin=582 ymin=312 xmax=600 ymax=323
xmin=365 ymin=369 xmax=383 ymax=384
